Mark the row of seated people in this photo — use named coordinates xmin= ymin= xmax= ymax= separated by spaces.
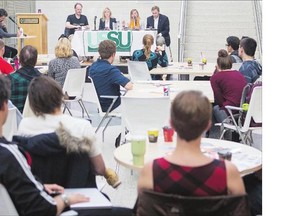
xmin=1 ymin=73 xmax=261 ymax=215
xmin=64 ymin=4 xmax=171 ymax=48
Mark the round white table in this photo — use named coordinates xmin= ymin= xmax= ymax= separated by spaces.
xmin=114 ymin=137 xmax=262 ymax=176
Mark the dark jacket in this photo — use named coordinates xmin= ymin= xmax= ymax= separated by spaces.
xmin=146 ymin=14 xmax=171 ymax=46
xmin=13 ymin=124 xmax=96 ymax=188
xmin=99 ymin=17 xmax=117 ymax=30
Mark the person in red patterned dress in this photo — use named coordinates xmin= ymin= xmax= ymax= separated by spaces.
xmin=138 ymin=90 xmax=245 ymax=196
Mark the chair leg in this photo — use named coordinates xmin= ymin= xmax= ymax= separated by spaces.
xmin=219 ymin=128 xmax=227 ymax=140
xmin=102 ymin=117 xmax=112 ymax=142
xmin=78 ymin=99 xmax=90 ymax=119
xmin=95 ymin=117 xmax=107 ymax=134
xmin=63 ymin=103 xmax=73 ymax=116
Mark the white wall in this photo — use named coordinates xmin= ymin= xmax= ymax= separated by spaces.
xmin=35 ymin=1 xmax=181 ymax=60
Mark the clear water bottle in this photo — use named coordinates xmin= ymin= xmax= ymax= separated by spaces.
xmin=117 ymin=21 xmax=120 ymax=31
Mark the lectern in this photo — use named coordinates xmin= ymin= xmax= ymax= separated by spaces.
xmin=16 ymin=13 xmax=48 ymax=54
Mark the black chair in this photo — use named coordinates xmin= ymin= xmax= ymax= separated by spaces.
xmin=134 ymin=189 xmax=251 ymax=216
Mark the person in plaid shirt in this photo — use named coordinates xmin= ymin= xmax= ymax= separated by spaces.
xmin=8 ymin=45 xmax=41 ymax=113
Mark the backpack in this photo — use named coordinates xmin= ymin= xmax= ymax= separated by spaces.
xmin=240 ymin=81 xmax=262 ymax=127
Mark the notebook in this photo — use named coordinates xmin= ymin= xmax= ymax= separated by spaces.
xmin=64 ymin=188 xmax=112 ymax=209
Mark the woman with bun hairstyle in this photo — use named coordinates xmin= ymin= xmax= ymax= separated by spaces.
xmin=210 ymin=49 xmax=247 ymax=124
xmin=132 ymin=34 xmax=168 ymax=80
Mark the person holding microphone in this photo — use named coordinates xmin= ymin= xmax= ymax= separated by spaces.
xmin=0 ymin=8 xmax=20 ymax=59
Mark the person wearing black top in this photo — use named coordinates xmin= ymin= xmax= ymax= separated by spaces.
xmin=64 ymin=3 xmax=89 ymax=37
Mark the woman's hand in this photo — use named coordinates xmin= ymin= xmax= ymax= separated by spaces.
xmin=68 ymin=194 xmax=90 ymax=205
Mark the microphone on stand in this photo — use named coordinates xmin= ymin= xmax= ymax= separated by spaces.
xmin=94 ymin=16 xmax=97 ymax=30
xmin=8 ymin=16 xmax=27 ymax=36
xmin=8 ymin=16 xmax=19 ymax=28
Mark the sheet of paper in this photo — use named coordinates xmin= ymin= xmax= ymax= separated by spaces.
xmin=64 ymin=188 xmax=112 ymax=209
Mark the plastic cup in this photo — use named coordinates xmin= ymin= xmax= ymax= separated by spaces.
xmin=147 ymin=129 xmax=159 ymax=143
xmin=131 ymin=135 xmax=146 ymax=166
xmin=163 ymin=127 xmax=174 ymax=142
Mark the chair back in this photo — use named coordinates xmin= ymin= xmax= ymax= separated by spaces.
xmin=3 ymin=107 xmax=17 ymax=141
xmin=0 ymin=184 xmax=19 ymax=216
xmin=121 ymin=96 xmax=170 ymax=135
xmin=22 ymin=95 xmax=36 ymax=118
xmin=63 ymin=68 xmax=87 ymax=97
xmin=87 ymin=76 xmax=105 ymax=116
xmin=242 ymin=86 xmax=262 ymax=130
xmin=135 ymin=189 xmax=251 ymax=216
xmin=128 ymin=61 xmax=152 ymax=82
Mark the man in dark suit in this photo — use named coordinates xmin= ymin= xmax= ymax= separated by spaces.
xmin=146 ymin=6 xmax=171 ymax=47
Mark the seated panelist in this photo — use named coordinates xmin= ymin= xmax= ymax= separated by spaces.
xmin=99 ymin=7 xmax=117 ymax=30
xmin=64 ymin=3 xmax=89 ymax=38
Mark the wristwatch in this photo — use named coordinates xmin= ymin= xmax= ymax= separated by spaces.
xmin=61 ymin=194 xmax=70 ymax=207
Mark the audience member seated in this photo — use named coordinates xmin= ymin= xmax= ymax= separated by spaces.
xmin=48 ymin=36 xmax=80 ymax=87
xmin=226 ymin=36 xmax=243 ymax=63
xmin=0 ymin=75 xmax=132 ymax=216
xmin=128 ymin=9 xmax=140 ymax=30
xmin=0 ymin=75 xmax=90 ymax=215
xmin=8 ymin=45 xmax=41 ymax=113
xmin=17 ymin=76 xmax=121 ymax=189
xmin=89 ymin=40 xmax=133 ymax=112
xmin=64 ymin=2 xmax=89 ymax=38
xmin=99 ymin=7 xmax=117 ymax=30
xmin=210 ymin=49 xmax=247 ymax=125
xmin=137 ymin=90 xmax=245 ymax=196
xmin=0 ymin=39 xmax=14 ymax=75
xmin=238 ymin=37 xmax=262 ymax=83
xmin=132 ymin=34 xmax=168 ymax=80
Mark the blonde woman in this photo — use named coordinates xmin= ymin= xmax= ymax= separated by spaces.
xmin=132 ymin=34 xmax=168 ymax=80
xmin=99 ymin=7 xmax=117 ymax=30
xmin=48 ymin=36 xmax=80 ymax=87
xmin=128 ymin=9 xmax=140 ymax=30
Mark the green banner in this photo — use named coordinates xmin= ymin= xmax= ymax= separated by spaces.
xmin=87 ymin=31 xmax=132 ymax=53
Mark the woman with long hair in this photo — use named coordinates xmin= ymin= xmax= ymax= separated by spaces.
xmin=99 ymin=7 xmax=117 ymax=30
xmin=132 ymin=34 xmax=168 ymax=80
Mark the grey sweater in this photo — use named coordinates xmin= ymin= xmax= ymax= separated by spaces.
xmin=48 ymin=56 xmax=81 ymax=87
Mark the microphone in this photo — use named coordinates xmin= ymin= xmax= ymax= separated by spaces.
xmin=8 ymin=16 xmax=19 ymax=28
xmin=8 ymin=16 xmax=27 ymax=36
xmin=94 ymin=16 xmax=97 ymax=30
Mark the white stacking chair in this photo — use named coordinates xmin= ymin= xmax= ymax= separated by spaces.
xmin=120 ymin=96 xmax=171 ymax=140
xmin=0 ymin=183 xmax=18 ymax=216
xmin=218 ymin=86 xmax=262 ymax=145
xmin=62 ymin=67 xmax=90 ymax=118
xmin=127 ymin=61 xmax=152 ymax=82
xmin=3 ymin=107 xmax=17 ymax=141
xmin=87 ymin=76 xmax=121 ymax=142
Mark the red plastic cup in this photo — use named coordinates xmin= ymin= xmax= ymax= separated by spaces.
xmin=163 ymin=127 xmax=174 ymax=142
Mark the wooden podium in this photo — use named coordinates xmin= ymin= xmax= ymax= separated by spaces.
xmin=16 ymin=13 xmax=48 ymax=54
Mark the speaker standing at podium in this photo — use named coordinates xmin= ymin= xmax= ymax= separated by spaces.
xmin=64 ymin=3 xmax=89 ymax=38
xmin=0 ymin=8 xmax=20 ymax=59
